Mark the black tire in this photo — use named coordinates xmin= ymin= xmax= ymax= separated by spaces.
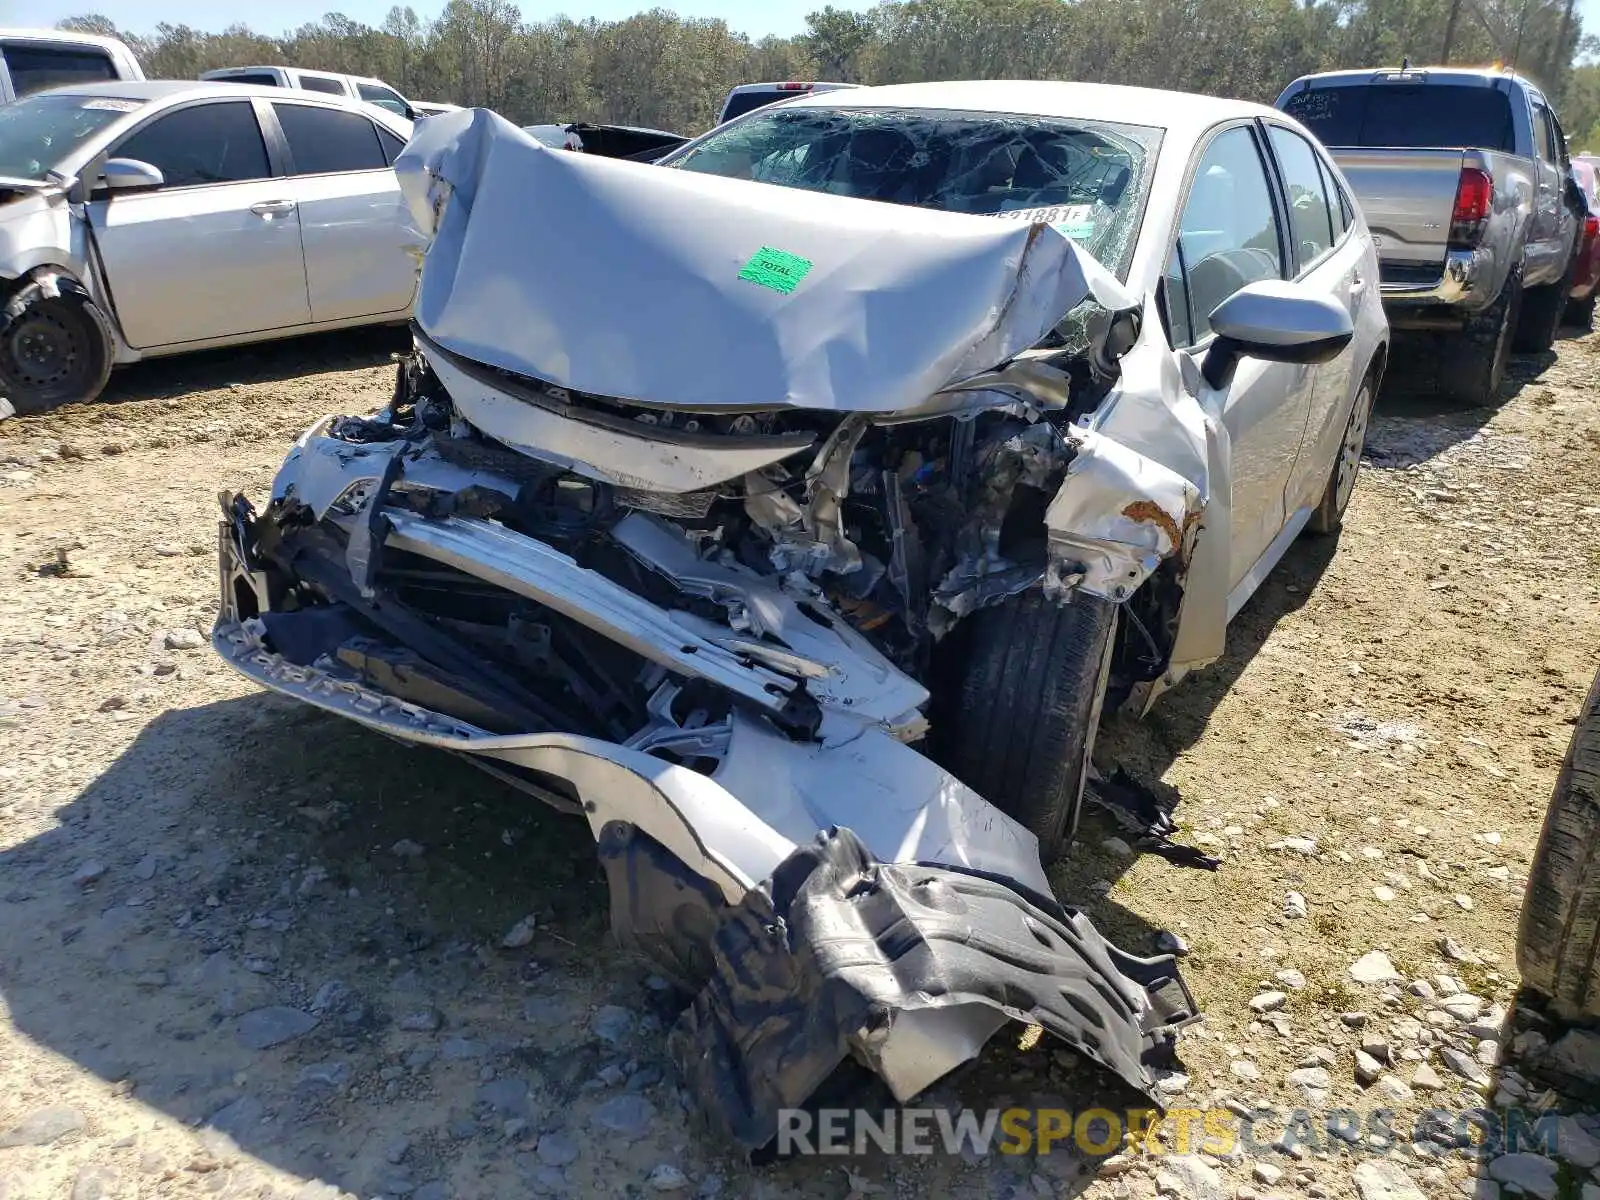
xmin=945 ymin=589 xmax=1116 ymax=863
xmin=1567 ymin=294 xmax=1596 ymax=330
xmin=1307 ymin=374 xmax=1375 ymax=535
xmin=1517 ymin=667 xmax=1600 ymax=1022
xmin=1438 ymin=270 xmax=1520 ymax=406
xmin=0 ymin=290 xmax=114 ymax=415
xmin=1516 ymin=257 xmax=1575 ymax=353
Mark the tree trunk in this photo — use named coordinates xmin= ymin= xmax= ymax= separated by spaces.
xmin=1441 ymin=0 xmax=1462 ymax=63
xmin=1548 ymin=0 xmax=1577 ymax=99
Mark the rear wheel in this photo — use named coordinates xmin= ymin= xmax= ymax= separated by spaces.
xmin=0 ymin=291 xmax=114 ymax=415
xmin=1438 ymin=270 xmax=1520 ymax=406
xmin=945 ymin=589 xmax=1117 ymax=863
xmin=1517 ymin=255 xmax=1575 ymax=353
xmin=1307 ymin=376 xmax=1375 ymax=535
xmin=1567 ymin=294 xmax=1596 ymax=329
xmin=1517 ymin=667 xmax=1600 ymax=1021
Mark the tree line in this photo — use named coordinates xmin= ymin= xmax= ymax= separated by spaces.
xmin=59 ymin=0 xmax=1600 ymax=146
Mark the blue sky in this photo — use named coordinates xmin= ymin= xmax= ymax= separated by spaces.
xmin=8 ymin=0 xmax=876 ymax=39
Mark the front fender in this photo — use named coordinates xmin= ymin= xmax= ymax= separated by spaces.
xmin=0 ymin=189 xmax=85 ymax=283
xmin=1042 ymin=428 xmax=1202 ymax=601
xmin=1042 ymin=318 xmax=1228 ymax=670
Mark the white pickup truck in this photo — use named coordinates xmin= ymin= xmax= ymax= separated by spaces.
xmin=1277 ymin=66 xmax=1582 ymax=404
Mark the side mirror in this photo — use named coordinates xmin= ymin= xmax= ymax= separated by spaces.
xmin=1201 ymin=279 xmax=1354 ymax=389
xmin=101 ymin=157 xmax=164 ymax=193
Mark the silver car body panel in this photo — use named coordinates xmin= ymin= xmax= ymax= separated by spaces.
xmin=396 ymin=108 xmax=1134 ymax=416
xmin=0 ymin=82 xmax=421 ymax=368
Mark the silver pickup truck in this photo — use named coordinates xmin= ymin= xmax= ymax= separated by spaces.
xmin=1277 ymin=66 xmax=1580 ymax=404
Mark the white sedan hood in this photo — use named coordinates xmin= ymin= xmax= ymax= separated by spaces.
xmin=394 ymin=108 xmax=1132 ymax=413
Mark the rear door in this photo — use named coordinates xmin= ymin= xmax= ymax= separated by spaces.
xmin=1549 ymin=108 xmax=1581 ymax=271
xmin=1529 ymin=97 xmax=1567 ymax=285
xmin=88 ymin=98 xmax=312 ymax=348
xmin=265 ymin=100 xmax=420 ymax=321
xmin=1160 ymin=123 xmax=1311 ymax=600
xmin=1262 ymin=121 xmax=1366 ymax=513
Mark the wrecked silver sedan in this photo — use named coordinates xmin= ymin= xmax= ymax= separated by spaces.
xmin=213 ymin=82 xmax=1388 ymax=1147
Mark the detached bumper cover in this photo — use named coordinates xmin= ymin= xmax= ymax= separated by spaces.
xmin=669 ymin=827 xmax=1196 ymax=1149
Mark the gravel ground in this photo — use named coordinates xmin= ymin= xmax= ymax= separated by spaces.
xmin=1 ymin=325 xmax=1599 ymax=1200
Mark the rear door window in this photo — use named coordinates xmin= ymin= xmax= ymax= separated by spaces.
xmin=2 ymin=44 xmax=117 ymax=97
xmin=1283 ymin=83 xmax=1515 ymax=152
xmin=376 ymin=125 xmax=405 ymax=164
xmin=1317 ymin=155 xmax=1349 ymax=239
xmin=356 ymin=82 xmax=409 ymax=116
xmin=1267 ymin=124 xmax=1336 ymax=270
xmin=214 ymin=72 xmax=281 ymax=87
xmin=114 ymin=101 xmax=272 ymax=187
xmin=298 ymin=75 xmax=347 ymax=96
xmin=1534 ymin=100 xmax=1557 ymax=164
xmin=273 ymin=103 xmax=389 ymax=174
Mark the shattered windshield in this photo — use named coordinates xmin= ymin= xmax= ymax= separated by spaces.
xmin=0 ymin=92 xmax=141 ymax=181
xmin=667 ymin=106 xmax=1161 ymax=279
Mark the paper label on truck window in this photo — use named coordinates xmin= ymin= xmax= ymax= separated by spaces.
xmin=738 ymin=246 xmax=813 ymax=295
xmin=82 ymin=98 xmax=141 ymax=112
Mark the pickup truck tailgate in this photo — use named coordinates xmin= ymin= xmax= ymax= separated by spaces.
xmin=1328 ymin=147 xmax=1466 ymax=281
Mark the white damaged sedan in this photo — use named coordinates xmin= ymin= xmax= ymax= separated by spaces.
xmin=213 ymin=81 xmax=1387 ymax=1146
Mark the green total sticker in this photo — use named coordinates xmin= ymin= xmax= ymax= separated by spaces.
xmin=738 ymin=246 xmax=813 ymax=295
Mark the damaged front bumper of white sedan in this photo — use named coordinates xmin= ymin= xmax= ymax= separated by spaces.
xmin=213 ymin=108 xmax=1201 ymax=1149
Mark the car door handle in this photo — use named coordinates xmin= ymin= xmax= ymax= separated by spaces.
xmin=1350 ymin=272 xmax=1367 ymax=296
xmin=250 ymin=199 xmax=296 ymax=216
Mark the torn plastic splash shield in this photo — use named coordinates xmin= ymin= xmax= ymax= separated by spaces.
xmin=667 ymin=826 xmax=1197 ymax=1151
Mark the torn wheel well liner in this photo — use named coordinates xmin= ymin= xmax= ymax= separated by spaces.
xmin=668 ymin=826 xmax=1196 ymax=1151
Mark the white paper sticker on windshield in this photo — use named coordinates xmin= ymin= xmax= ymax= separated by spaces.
xmin=81 ymin=98 xmax=141 ymax=112
xmin=1051 ymin=204 xmax=1096 ymax=240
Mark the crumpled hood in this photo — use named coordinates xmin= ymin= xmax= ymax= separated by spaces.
xmin=395 ymin=108 xmax=1133 ymax=413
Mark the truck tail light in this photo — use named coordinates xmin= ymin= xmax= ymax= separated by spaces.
xmin=1586 ymin=213 xmax=1599 ymax=242
xmin=1449 ymin=167 xmax=1494 ymax=247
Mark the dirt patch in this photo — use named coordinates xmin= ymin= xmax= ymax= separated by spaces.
xmin=1 ymin=328 xmax=1598 ymax=1200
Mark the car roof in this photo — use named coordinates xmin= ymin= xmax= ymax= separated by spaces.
xmin=38 ymin=79 xmax=206 ymax=101
xmin=725 ymin=81 xmax=860 ymax=93
xmin=30 ymin=79 xmax=413 ymax=130
xmin=0 ymin=27 xmax=131 ymax=52
xmin=1287 ymin=66 xmax=1539 ymax=91
xmin=204 ymin=65 xmax=336 ymax=76
xmin=775 ymin=79 xmax=1278 ymax=140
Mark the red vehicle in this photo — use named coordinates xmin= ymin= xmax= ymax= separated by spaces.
xmin=1568 ymin=158 xmax=1600 ymax=325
